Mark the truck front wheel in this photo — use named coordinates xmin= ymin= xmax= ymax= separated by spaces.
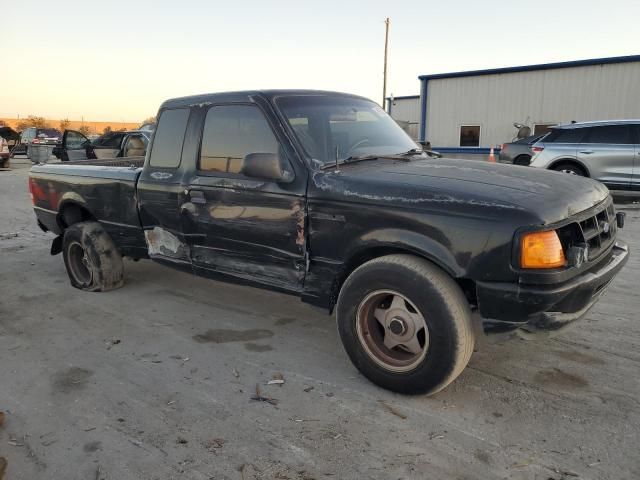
xmin=336 ymin=254 xmax=474 ymax=395
xmin=62 ymin=221 xmax=124 ymax=291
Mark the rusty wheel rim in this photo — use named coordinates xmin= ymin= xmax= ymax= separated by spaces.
xmin=68 ymin=241 xmax=92 ymax=285
xmin=356 ymin=290 xmax=429 ymax=373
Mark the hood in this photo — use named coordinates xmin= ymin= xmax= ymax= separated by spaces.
xmin=311 ymin=158 xmax=609 ymax=225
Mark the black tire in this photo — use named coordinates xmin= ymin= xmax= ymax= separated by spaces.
xmin=62 ymin=221 xmax=124 ymax=291
xmin=514 ymin=155 xmax=531 ymax=166
xmin=552 ymin=162 xmax=586 ymax=176
xmin=336 ymin=254 xmax=474 ymax=395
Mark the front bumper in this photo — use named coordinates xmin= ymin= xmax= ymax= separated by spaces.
xmin=476 ymin=242 xmax=629 ymax=334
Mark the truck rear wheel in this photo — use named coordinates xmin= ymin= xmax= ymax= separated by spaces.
xmin=62 ymin=221 xmax=124 ymax=292
xmin=336 ymin=254 xmax=474 ymax=395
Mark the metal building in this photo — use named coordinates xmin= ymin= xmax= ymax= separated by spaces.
xmin=386 ymin=95 xmax=420 ymax=140
xmin=387 ymin=55 xmax=640 ymax=154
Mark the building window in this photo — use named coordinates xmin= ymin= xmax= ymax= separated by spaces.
xmin=460 ymin=125 xmax=480 ymax=147
xmin=533 ymin=124 xmax=556 ymax=135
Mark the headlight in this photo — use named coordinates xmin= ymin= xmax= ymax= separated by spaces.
xmin=520 ymin=230 xmax=566 ymax=269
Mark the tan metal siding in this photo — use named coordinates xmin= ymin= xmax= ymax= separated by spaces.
xmin=424 ymin=62 xmax=640 ymax=147
xmin=389 ymin=97 xmax=421 ymax=140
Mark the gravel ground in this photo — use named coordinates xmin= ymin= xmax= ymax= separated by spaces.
xmin=1 ymin=164 xmax=639 ymax=480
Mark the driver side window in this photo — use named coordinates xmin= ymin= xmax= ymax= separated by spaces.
xmin=66 ymin=131 xmax=87 ymax=149
xmin=199 ymin=105 xmax=279 ymax=175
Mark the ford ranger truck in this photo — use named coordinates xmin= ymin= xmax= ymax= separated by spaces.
xmin=28 ymin=90 xmax=629 ymax=395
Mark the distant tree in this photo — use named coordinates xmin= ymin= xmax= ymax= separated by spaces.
xmin=59 ymin=118 xmax=71 ymax=131
xmin=103 ymin=126 xmax=112 ymax=135
xmin=78 ymin=125 xmax=91 ymax=136
xmin=142 ymin=116 xmax=156 ymax=125
xmin=16 ymin=116 xmax=49 ymax=131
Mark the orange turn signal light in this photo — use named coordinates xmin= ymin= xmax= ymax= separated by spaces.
xmin=520 ymin=230 xmax=566 ymax=269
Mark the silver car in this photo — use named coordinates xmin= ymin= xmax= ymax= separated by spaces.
xmin=529 ymin=120 xmax=640 ymax=190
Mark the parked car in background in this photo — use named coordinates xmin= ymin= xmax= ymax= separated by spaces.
xmin=15 ymin=127 xmax=62 ymax=157
xmin=529 ymin=120 xmax=640 ymax=190
xmin=0 ymin=138 xmax=10 ymax=167
xmin=0 ymin=126 xmax=20 ymax=167
xmin=498 ymin=134 xmax=546 ymax=166
xmin=138 ymin=122 xmax=155 ymax=133
xmin=53 ymin=130 xmax=151 ymax=162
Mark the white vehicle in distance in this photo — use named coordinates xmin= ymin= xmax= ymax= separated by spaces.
xmin=529 ymin=120 xmax=640 ymax=191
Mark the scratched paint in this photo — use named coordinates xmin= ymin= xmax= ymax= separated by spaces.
xmin=312 ymin=172 xmax=526 ymax=211
xmin=293 ymin=202 xmax=306 ymax=248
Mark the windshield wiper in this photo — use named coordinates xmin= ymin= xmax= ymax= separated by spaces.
xmin=320 ymin=153 xmax=412 ymax=170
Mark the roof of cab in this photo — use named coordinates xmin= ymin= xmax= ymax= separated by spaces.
xmin=160 ymin=89 xmax=371 ymax=110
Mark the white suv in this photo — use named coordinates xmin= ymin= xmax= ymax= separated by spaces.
xmin=529 ymin=120 xmax=640 ymax=191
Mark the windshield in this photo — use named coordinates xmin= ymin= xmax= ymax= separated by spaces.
xmin=276 ymin=95 xmax=418 ymax=167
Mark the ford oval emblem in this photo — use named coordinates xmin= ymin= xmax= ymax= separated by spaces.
xmin=601 ymin=221 xmax=610 ymax=234
xmin=150 ymin=171 xmax=173 ymax=180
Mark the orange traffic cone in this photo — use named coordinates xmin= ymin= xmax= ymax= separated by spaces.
xmin=488 ymin=147 xmax=496 ymax=163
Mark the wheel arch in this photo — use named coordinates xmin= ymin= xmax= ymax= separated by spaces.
xmin=513 ymin=154 xmax=531 ymax=166
xmin=548 ymin=158 xmax=590 ymax=177
xmin=56 ymin=198 xmax=97 ymax=231
xmin=327 ymin=229 xmax=468 ymax=312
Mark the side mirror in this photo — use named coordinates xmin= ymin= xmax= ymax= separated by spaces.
xmin=240 ymin=152 xmax=295 ymax=183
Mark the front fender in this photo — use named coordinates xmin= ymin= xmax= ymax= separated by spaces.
xmin=345 ymin=228 xmax=465 ymax=278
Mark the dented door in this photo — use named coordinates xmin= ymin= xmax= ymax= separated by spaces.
xmin=181 ymin=104 xmax=307 ymax=292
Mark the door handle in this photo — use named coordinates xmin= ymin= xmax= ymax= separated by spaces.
xmin=579 ymin=150 xmax=594 ymax=154
xmin=187 ymin=189 xmax=206 ymax=204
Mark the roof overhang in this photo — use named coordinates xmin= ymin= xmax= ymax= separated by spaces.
xmin=418 ymin=54 xmax=640 ymax=81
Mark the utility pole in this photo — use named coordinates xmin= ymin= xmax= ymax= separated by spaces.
xmin=382 ymin=17 xmax=390 ymax=108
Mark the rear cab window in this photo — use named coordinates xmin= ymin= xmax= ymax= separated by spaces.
xmin=149 ymin=108 xmax=190 ymax=168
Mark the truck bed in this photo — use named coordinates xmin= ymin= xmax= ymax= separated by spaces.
xmin=29 ymin=156 xmax=148 ymax=258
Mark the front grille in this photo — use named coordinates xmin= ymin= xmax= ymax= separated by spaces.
xmin=578 ymin=199 xmax=617 ymax=260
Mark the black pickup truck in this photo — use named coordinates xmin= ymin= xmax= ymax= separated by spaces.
xmin=29 ymin=90 xmax=629 ymax=395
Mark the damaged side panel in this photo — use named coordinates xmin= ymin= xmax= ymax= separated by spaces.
xmin=179 ymin=179 xmax=307 ymax=292
xmin=144 ymin=227 xmax=190 ymax=261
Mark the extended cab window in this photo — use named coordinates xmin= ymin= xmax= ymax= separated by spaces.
xmin=199 ymin=105 xmax=278 ymax=174
xmin=149 ymin=108 xmax=190 ymax=168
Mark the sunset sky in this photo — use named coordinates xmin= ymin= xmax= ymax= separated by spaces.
xmin=2 ymin=0 xmax=638 ymax=122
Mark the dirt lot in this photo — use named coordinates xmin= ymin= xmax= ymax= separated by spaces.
xmin=1 ymin=164 xmax=639 ymax=480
